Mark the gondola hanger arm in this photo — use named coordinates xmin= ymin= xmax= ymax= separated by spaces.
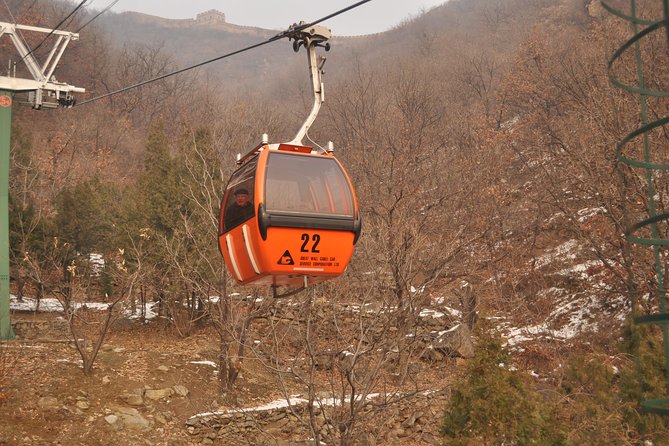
xmin=286 ymin=23 xmax=331 ymax=146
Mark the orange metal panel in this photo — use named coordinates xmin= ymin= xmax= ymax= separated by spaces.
xmin=277 ymin=143 xmax=313 ymax=153
xmin=257 ymin=227 xmax=354 ymax=277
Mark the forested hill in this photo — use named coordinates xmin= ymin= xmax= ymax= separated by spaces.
xmin=5 ymin=0 xmax=669 ymax=443
xmin=95 ymin=11 xmax=288 ymax=92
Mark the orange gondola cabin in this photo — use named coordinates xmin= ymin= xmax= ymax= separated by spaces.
xmin=218 ymin=142 xmax=360 ymax=287
xmin=218 ymin=23 xmax=361 ymax=288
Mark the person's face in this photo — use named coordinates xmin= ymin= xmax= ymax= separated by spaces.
xmin=235 ymin=193 xmax=249 ymax=206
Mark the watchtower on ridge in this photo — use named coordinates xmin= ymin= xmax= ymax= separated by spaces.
xmin=196 ymin=10 xmax=226 ymax=25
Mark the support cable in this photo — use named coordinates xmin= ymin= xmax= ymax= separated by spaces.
xmin=603 ymin=0 xmax=669 ymax=416
xmin=21 ymin=0 xmax=89 ymax=62
xmin=1 ymin=0 xmax=32 ymax=62
xmin=76 ymin=0 xmax=373 ymax=106
xmin=75 ymin=0 xmax=120 ymax=33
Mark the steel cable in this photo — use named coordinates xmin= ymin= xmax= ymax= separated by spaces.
xmin=20 ymin=0 xmax=89 ymax=63
xmin=75 ymin=0 xmax=120 ymax=33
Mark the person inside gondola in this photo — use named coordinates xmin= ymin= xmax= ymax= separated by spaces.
xmin=225 ymin=188 xmax=254 ymax=230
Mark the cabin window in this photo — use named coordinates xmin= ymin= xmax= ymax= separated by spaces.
xmin=265 ymin=152 xmax=354 ymax=217
xmin=222 ymin=156 xmax=258 ymax=232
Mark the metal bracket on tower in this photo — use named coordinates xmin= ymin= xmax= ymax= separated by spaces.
xmin=0 ymin=21 xmax=85 ymax=108
xmin=286 ymin=22 xmax=331 ymax=146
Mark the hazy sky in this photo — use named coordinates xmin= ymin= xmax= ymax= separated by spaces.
xmin=108 ymin=1 xmax=447 ymax=36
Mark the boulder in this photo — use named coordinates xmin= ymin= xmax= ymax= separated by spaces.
xmin=172 ymin=385 xmax=189 ymax=397
xmin=432 ymin=323 xmax=475 ymax=358
xmin=145 ymin=388 xmax=174 ymax=401
xmin=113 ymin=406 xmax=151 ymax=431
xmin=120 ymin=393 xmax=144 ymax=406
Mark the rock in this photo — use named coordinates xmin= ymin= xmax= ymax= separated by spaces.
xmin=313 ymin=351 xmax=335 ymax=370
xmin=102 ymin=376 xmax=111 ymax=384
xmin=432 ymin=323 xmax=475 ymax=358
xmin=120 ymin=393 xmax=144 ymax=406
xmin=400 ymin=413 xmax=414 ymax=428
xmin=105 ymin=415 xmax=119 ymax=425
xmin=114 ymin=406 xmax=151 ymax=431
xmin=173 ymin=385 xmax=189 ymax=397
xmin=395 ymin=427 xmax=408 ymax=438
xmin=154 ymin=413 xmax=168 ymax=425
xmin=337 ymin=351 xmax=355 ymax=371
xmin=421 ymin=432 xmax=440 ymax=445
xmin=37 ymin=396 xmax=59 ymax=410
xmin=145 ymin=388 xmax=174 ymax=401
xmin=587 ymin=0 xmax=604 ymax=18
xmin=76 ymin=401 xmax=90 ymax=410
xmin=421 ymin=348 xmax=444 ymax=362
xmin=157 ymin=365 xmax=169 ymax=372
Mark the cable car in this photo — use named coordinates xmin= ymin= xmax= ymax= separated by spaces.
xmin=218 ymin=24 xmax=361 ymax=289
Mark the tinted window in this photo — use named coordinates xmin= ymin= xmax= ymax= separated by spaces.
xmin=222 ymin=156 xmax=258 ymax=232
xmin=265 ymin=152 xmax=354 ymax=217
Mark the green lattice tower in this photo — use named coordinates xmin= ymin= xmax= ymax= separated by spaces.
xmin=604 ymin=0 xmax=669 ymax=415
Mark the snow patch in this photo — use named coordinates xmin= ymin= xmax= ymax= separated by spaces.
xmin=577 ymin=207 xmax=607 ymax=222
xmin=534 ymin=240 xmax=580 ymax=268
xmin=190 ymin=360 xmax=217 ymax=368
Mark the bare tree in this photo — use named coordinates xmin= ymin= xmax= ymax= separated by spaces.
xmin=58 ymin=251 xmax=138 ymax=375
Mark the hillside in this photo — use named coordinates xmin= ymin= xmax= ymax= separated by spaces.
xmin=3 ymin=0 xmax=669 ymax=444
xmin=95 ymin=11 xmax=291 ymax=95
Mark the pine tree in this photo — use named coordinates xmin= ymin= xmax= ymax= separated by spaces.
xmin=441 ymin=329 xmax=563 ymax=445
xmin=54 ymin=177 xmax=119 ymax=254
xmin=137 ymin=121 xmax=183 ymax=238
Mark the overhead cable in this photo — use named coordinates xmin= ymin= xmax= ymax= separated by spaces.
xmin=2 ymin=0 xmax=32 ymax=53
xmin=75 ymin=0 xmax=120 ymax=32
xmin=76 ymin=0 xmax=373 ymax=106
xmin=22 ymin=0 xmax=89 ymax=61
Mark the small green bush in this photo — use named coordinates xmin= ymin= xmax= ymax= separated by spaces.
xmin=441 ymin=329 xmax=563 ymax=445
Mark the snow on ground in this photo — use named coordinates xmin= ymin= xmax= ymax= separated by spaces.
xmin=500 ymin=285 xmax=626 ymax=347
xmin=190 ymin=393 xmax=382 ymax=420
xmin=533 ymin=239 xmax=580 ymax=269
xmin=420 ymin=309 xmax=445 ymax=318
xmin=10 ymin=296 xmax=109 ymax=312
xmin=501 ymin=237 xmax=628 ymax=346
xmin=10 ymin=295 xmax=159 ymax=320
xmin=190 ymin=360 xmax=217 ymax=367
xmin=577 ymin=207 xmax=607 ymax=223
